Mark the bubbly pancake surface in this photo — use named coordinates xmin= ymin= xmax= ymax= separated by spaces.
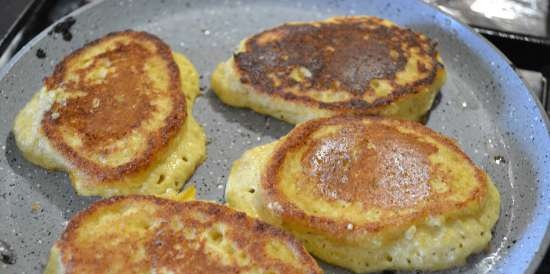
xmin=226 ymin=116 xmax=500 ymax=272
xmin=13 ymin=31 xmax=206 ymax=196
xmin=44 ymin=197 xmax=323 ymax=274
xmin=212 ymin=16 xmax=446 ymax=124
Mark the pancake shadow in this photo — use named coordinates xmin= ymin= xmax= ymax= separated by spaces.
xmin=4 ymin=132 xmax=97 ymax=218
xmin=421 ymin=91 xmax=443 ymax=124
xmin=203 ymin=89 xmax=293 ymax=140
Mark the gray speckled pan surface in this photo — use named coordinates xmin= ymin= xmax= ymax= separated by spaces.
xmin=0 ymin=0 xmax=549 ymax=273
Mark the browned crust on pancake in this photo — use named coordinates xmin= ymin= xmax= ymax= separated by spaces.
xmin=262 ymin=115 xmax=488 ymax=237
xmin=233 ymin=16 xmax=444 ymax=112
xmin=57 ymin=197 xmax=322 ymax=274
xmin=41 ymin=31 xmax=186 ymax=182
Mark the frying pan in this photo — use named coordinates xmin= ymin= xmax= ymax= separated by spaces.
xmin=1 ymin=0 xmax=549 ymax=273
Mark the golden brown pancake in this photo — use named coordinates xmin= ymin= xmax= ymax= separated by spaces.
xmin=13 ymin=31 xmax=206 ymax=197
xmin=44 ymin=196 xmax=323 ymax=274
xmin=226 ymin=116 xmax=500 ymax=272
xmin=212 ymin=16 xmax=446 ymax=124
xmin=42 ymin=31 xmax=185 ymax=181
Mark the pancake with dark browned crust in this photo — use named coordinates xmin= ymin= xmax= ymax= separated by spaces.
xmin=212 ymin=16 xmax=446 ymax=124
xmin=13 ymin=31 xmax=206 ymax=197
xmin=44 ymin=196 xmax=323 ymax=274
xmin=226 ymin=116 xmax=500 ymax=273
